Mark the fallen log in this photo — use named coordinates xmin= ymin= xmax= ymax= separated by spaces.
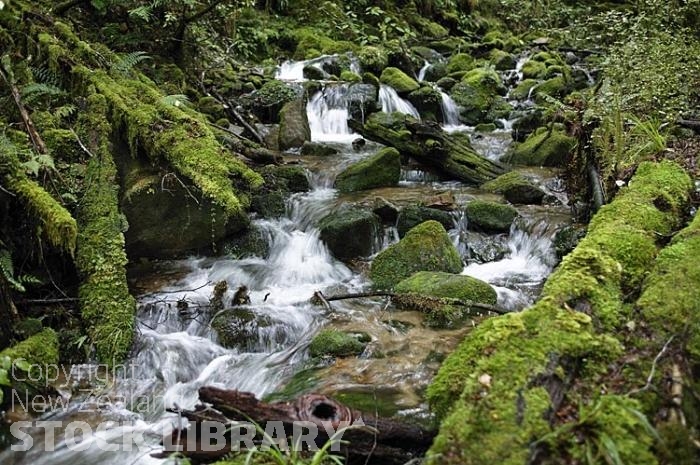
xmin=156 ymin=387 xmax=435 ymax=465
xmin=349 ymin=112 xmax=506 ymax=184
xmin=211 ymin=124 xmax=283 ymax=165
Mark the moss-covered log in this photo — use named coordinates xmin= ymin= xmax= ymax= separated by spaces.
xmin=0 ymin=148 xmax=77 ymax=255
xmin=349 ymin=112 xmax=506 ymax=184
xmin=426 ymin=161 xmax=692 ymax=465
xmin=75 ymin=94 xmax=136 ymax=364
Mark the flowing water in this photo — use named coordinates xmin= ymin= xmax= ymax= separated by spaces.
xmin=378 ymin=85 xmax=420 ymax=119
xmin=2 ymin=54 xmax=573 ymax=465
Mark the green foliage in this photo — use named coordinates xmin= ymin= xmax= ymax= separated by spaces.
xmin=0 ymin=247 xmax=41 ymax=292
xmin=110 ymin=50 xmax=151 ymax=74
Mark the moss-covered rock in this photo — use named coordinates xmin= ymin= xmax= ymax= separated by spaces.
xmin=0 ymin=329 xmax=59 ymax=381
xmin=309 ymin=329 xmax=369 ymax=358
xmin=251 ymin=80 xmax=299 ymax=123
xmin=394 ymin=271 xmax=496 ymax=327
xmin=481 ymin=171 xmax=545 ymax=205
xmin=465 ymin=200 xmax=518 ymax=232
xmin=449 ymin=68 xmax=506 ymax=125
xmin=489 ymin=49 xmax=516 ymax=71
xmin=300 ymin=141 xmax=338 ymax=157
xmin=358 ymin=46 xmax=389 ymax=75
xmin=553 ymin=224 xmax=587 ymax=258
xmin=510 ymin=78 xmax=538 ymax=100
xmin=370 ymin=220 xmax=462 ymax=289
xmin=250 ymin=165 xmax=309 ymax=218
xmin=319 ymin=207 xmax=381 ymax=260
xmin=219 ymin=226 xmax=270 ymax=259
xmin=533 ymin=75 xmax=569 ymax=102
xmin=339 ymin=70 xmax=362 ymax=83
xmin=380 ymin=67 xmax=420 ymax=94
xmin=278 ymin=98 xmax=310 ymax=150
xmin=212 ymin=308 xmax=272 ymax=350
xmin=197 ymin=96 xmax=225 ymax=121
xmin=396 ymin=205 xmax=454 ymax=237
xmin=446 ymin=53 xmax=476 ymax=74
xmin=521 ymin=59 xmax=547 ymax=79
xmin=407 ymin=86 xmax=443 ymax=121
xmin=302 ymin=64 xmax=327 ymax=80
xmin=508 ymin=127 xmax=576 ymax=166
xmin=334 ymin=147 xmax=400 ymax=193
xmin=426 ymin=161 xmax=692 ymax=465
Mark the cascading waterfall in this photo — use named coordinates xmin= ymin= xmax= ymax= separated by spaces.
xmin=439 ymin=90 xmax=460 ymax=127
xmin=417 ymin=61 xmax=431 ymax=82
xmin=306 ymin=85 xmax=356 ymax=143
xmin=378 ymin=84 xmax=420 ymax=119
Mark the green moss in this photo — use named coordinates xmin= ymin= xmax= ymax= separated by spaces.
xmin=318 ymin=207 xmax=381 ymax=260
xmin=465 ymin=200 xmax=518 ymax=233
xmin=510 ymin=78 xmax=538 ymax=100
xmin=521 ymin=59 xmax=547 ymax=79
xmin=489 ymin=49 xmax=516 ymax=71
xmin=509 ymin=128 xmax=576 ymax=166
xmin=533 ymin=75 xmax=569 ymax=102
xmin=481 ymin=171 xmax=545 ymax=205
xmin=292 ymin=27 xmax=356 ymax=60
xmin=446 ymin=53 xmax=476 ymax=74
xmin=334 ymin=147 xmax=400 ymax=193
xmin=396 ymin=206 xmax=453 ymax=237
xmin=0 ymin=148 xmax=77 ymax=255
xmin=358 ymin=46 xmax=388 ymax=75
xmin=339 ymin=70 xmax=361 ymax=82
xmin=448 ymin=67 xmax=506 ymax=125
xmin=75 ymin=94 xmax=136 ymax=364
xmin=309 ymin=329 xmax=368 ymax=358
xmin=370 ymin=220 xmax=462 ymax=289
xmin=380 ymin=67 xmax=420 ymax=94
xmin=426 ymin=161 xmax=691 ymax=465
xmin=0 ymin=329 xmax=59 ymax=380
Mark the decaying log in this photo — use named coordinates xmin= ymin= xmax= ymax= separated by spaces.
xmin=350 ymin=112 xmax=506 ymax=184
xmin=213 ymin=128 xmax=282 ymax=164
xmin=210 ymin=90 xmax=265 ymax=144
xmin=156 ymin=387 xmax=435 ymax=465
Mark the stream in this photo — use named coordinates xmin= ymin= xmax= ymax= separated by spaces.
xmin=1 ymin=53 xmax=572 ymax=465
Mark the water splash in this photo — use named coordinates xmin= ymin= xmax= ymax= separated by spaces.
xmin=306 ymin=86 xmax=356 ymax=143
xmin=417 ymin=61 xmax=431 ymax=82
xmin=439 ymin=90 xmax=460 ymax=126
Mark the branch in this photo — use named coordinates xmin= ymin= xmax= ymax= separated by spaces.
xmin=210 ymin=89 xmax=265 ymax=144
xmin=0 ymin=67 xmax=48 ymax=154
xmin=183 ymin=0 xmax=227 ymax=24
xmin=628 ymin=335 xmax=675 ymax=396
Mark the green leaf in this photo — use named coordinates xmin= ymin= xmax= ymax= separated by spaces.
xmin=14 ymin=359 xmax=31 ymax=372
xmin=599 ymin=433 xmax=624 ymax=465
xmin=22 ymin=159 xmax=40 ymax=176
xmin=0 ymin=368 xmax=11 ymax=386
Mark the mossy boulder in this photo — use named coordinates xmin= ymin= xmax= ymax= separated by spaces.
xmin=0 ymin=328 xmax=59 ymax=383
xmin=508 ymin=128 xmax=576 ymax=166
xmin=489 ymin=49 xmax=516 ymax=71
xmin=302 ymin=65 xmax=327 ymax=81
xmin=481 ymin=171 xmax=545 ymax=205
xmin=197 ymin=96 xmax=225 ymax=121
xmin=521 ymin=59 xmax=547 ymax=79
xmin=424 ymin=61 xmax=448 ymax=82
xmin=446 ymin=53 xmax=476 ymax=74
xmin=511 ymin=109 xmax=544 ymax=142
xmin=219 ymin=226 xmax=270 ymax=259
xmin=319 ymin=207 xmax=381 ymax=260
xmin=394 ymin=271 xmax=497 ymax=327
xmin=358 ymin=46 xmax=389 ymax=75
xmin=407 ymin=85 xmax=442 ymax=121
xmin=251 ymin=80 xmax=299 ymax=123
xmin=334 ymin=147 xmax=400 ymax=193
xmin=449 ymin=68 xmax=507 ymax=125
xmin=300 ymin=141 xmax=338 ymax=157
xmin=510 ymin=79 xmax=538 ymax=100
xmin=370 ymin=220 xmax=462 ymax=289
xmin=309 ymin=329 xmax=369 ymax=358
xmin=380 ymin=67 xmax=420 ymax=94
xmin=340 ymin=70 xmax=362 ymax=83
xmin=465 ymin=200 xmax=518 ymax=233
xmin=533 ymin=75 xmax=569 ymax=102
xmin=278 ymin=99 xmax=311 ymax=150
xmin=397 ymin=206 xmax=454 ymax=237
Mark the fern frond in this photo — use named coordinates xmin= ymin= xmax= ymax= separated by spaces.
xmin=110 ymin=51 xmax=151 ymax=74
xmin=0 ymin=248 xmax=25 ymax=292
xmin=29 ymin=66 xmax=61 ymax=88
xmin=159 ymin=94 xmax=190 ymax=107
xmin=54 ymin=104 xmax=78 ymax=120
xmin=22 ymin=83 xmax=67 ymax=104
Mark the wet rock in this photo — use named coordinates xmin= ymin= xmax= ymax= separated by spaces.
xmin=507 ymin=127 xmax=576 ymax=166
xmin=397 ymin=206 xmax=454 ymax=237
xmin=411 ymin=46 xmax=443 ymax=62
xmin=521 ymin=59 xmax=547 ymax=79
xmin=370 ymin=220 xmax=462 ymax=289
xmin=407 ymin=86 xmax=443 ymax=122
xmin=219 ymin=226 xmax=270 ymax=259
xmin=261 ymin=165 xmax=310 ymax=193
xmin=319 ymin=207 xmax=381 ymax=260
xmin=511 ymin=109 xmax=543 ymax=142
xmin=211 ymin=308 xmax=273 ymax=350
xmin=278 ymin=99 xmax=310 ymax=150
xmin=302 ymin=65 xmax=327 ymax=80
xmin=340 ymin=70 xmax=362 ymax=83
xmin=510 ymin=79 xmax=538 ymax=101
xmin=250 ymin=165 xmax=310 ymax=218
xmin=379 ymin=67 xmax=420 ymax=94
xmin=436 ymin=77 xmax=457 ymax=91
xmin=371 ymin=197 xmax=399 ymax=225
xmin=300 ymin=141 xmax=339 ymax=157
xmin=482 ymin=172 xmax=546 ymax=205
xmin=424 ymin=62 xmax=448 ymax=82
xmin=334 ymin=147 xmax=401 ymax=193
xmin=426 ymin=192 xmax=456 ymax=210
xmin=489 ymin=49 xmax=516 ymax=71
xmin=352 ymin=138 xmax=366 ymax=151
xmin=553 ymin=224 xmax=587 ymax=258
xmin=346 ymin=83 xmax=380 ymax=121
xmin=466 ymin=232 xmax=509 ymax=262
xmin=309 ymin=329 xmax=370 ymax=358
xmin=465 ymin=200 xmax=518 ymax=233
xmin=532 ymin=76 xmax=569 ymax=103
xmin=250 ymin=80 xmax=299 ymax=123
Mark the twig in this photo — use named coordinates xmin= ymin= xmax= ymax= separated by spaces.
xmin=71 ymin=129 xmax=97 ymax=158
xmin=323 ymin=291 xmax=395 ymax=301
xmin=0 ymin=67 xmax=48 ymax=154
xmin=210 ymin=89 xmax=264 ymax=144
xmin=311 ymin=290 xmax=333 ymax=312
xmin=161 ymin=172 xmax=200 ymax=204
xmin=628 ymin=335 xmax=675 ymax=396
xmin=16 ymin=297 xmax=79 ymax=305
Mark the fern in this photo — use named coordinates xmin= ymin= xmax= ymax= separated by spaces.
xmin=110 ymin=51 xmax=151 ymax=74
xmin=21 ymin=83 xmax=67 ymax=105
xmin=0 ymin=248 xmax=26 ymax=292
xmin=54 ymin=104 xmax=78 ymax=120
xmin=159 ymin=94 xmax=190 ymax=107
xmin=29 ymin=66 xmax=61 ymax=88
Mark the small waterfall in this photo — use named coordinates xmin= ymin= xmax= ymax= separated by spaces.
xmin=439 ymin=90 xmax=460 ymax=126
xmin=378 ymin=84 xmax=420 ymax=119
xmin=461 ymin=221 xmax=557 ymax=310
xmin=306 ymin=86 xmax=356 ymax=143
xmin=417 ymin=61 xmax=431 ymax=82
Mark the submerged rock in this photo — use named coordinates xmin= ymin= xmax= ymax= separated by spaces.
xmin=319 ymin=207 xmax=381 ymax=260
xmin=482 ymin=171 xmax=546 ymax=205
xmin=397 ymin=205 xmax=454 ymax=237
xmin=465 ymin=200 xmax=518 ymax=233
xmin=309 ymin=329 xmax=370 ymax=358
xmin=219 ymin=226 xmax=270 ymax=259
xmin=334 ymin=147 xmax=401 ymax=193
xmin=300 ymin=141 xmax=339 ymax=157
xmin=370 ymin=220 xmax=462 ymax=289
xmin=211 ymin=308 xmax=273 ymax=350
